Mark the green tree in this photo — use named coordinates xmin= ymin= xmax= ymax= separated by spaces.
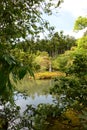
xmin=49 ymin=31 xmax=76 ymax=57
xmin=74 ymin=16 xmax=87 ymax=37
xmin=0 ymin=0 xmax=63 ymax=43
xmin=50 ymin=32 xmax=87 ymax=129
xmin=74 ymin=16 xmax=87 ymax=31
xmin=34 ymin=51 xmax=50 ymax=72
xmin=76 ymin=35 xmax=87 ymax=49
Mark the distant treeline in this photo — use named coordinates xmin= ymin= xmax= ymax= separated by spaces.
xmin=14 ymin=31 xmax=76 ymax=57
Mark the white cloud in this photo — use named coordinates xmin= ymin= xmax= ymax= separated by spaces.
xmin=60 ymin=0 xmax=87 ymax=17
xmin=64 ymin=27 xmax=87 ymax=39
xmin=56 ymin=0 xmax=87 ymax=38
xmin=42 ymin=0 xmax=87 ymax=39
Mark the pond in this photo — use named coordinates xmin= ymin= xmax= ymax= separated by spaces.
xmin=14 ymin=78 xmax=55 ymax=112
xmin=14 ymin=78 xmax=80 ymax=130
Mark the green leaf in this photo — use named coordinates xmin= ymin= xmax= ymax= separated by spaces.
xmin=18 ymin=66 xmax=28 ymax=80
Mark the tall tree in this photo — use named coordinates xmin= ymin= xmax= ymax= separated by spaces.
xmin=49 ymin=31 xmax=76 ymax=57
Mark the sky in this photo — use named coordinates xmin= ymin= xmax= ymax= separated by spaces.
xmin=44 ymin=0 xmax=87 ymax=38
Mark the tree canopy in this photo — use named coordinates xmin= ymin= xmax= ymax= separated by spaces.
xmin=0 ymin=0 xmax=63 ymax=43
xmin=74 ymin=16 xmax=87 ymax=31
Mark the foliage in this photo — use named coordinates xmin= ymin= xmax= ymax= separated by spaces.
xmin=67 ymin=52 xmax=87 ymax=77
xmin=34 ymin=51 xmax=50 ymax=72
xmin=16 ymin=31 xmax=76 ymax=58
xmin=49 ymin=31 xmax=76 ymax=56
xmin=0 ymin=0 xmax=63 ymax=42
xmin=0 ymin=101 xmax=64 ymax=130
xmin=0 ymin=44 xmax=16 ymax=101
xmin=0 ymin=99 xmax=20 ymax=130
xmin=0 ymin=99 xmax=83 ymax=130
xmin=10 ymin=47 xmax=36 ymax=74
xmin=79 ymin=110 xmax=87 ymax=130
xmin=34 ymin=71 xmax=64 ymax=79
xmin=50 ymin=32 xmax=87 ymax=129
xmin=34 ymin=31 xmax=76 ymax=57
xmin=76 ymin=35 xmax=87 ymax=49
xmin=0 ymin=43 xmax=35 ymax=102
xmin=52 ymin=49 xmax=75 ymax=72
xmin=34 ymin=103 xmax=65 ymax=130
xmin=74 ymin=16 xmax=87 ymax=31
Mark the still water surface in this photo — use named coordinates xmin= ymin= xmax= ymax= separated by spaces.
xmin=14 ymin=79 xmax=55 ymax=112
xmin=14 ymin=79 xmax=79 ymax=130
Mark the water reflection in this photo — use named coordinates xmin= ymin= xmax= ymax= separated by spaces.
xmin=14 ymin=92 xmax=54 ymax=113
xmin=15 ymin=79 xmax=54 ymax=97
xmin=14 ymin=79 xmax=55 ymax=112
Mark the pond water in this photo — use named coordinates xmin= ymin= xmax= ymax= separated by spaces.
xmin=14 ymin=79 xmax=55 ymax=112
xmin=14 ymin=78 xmax=80 ymax=130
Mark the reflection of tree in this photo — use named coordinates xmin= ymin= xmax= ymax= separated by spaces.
xmin=31 ymin=93 xmax=36 ymax=100
xmin=15 ymin=78 xmax=54 ymax=98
